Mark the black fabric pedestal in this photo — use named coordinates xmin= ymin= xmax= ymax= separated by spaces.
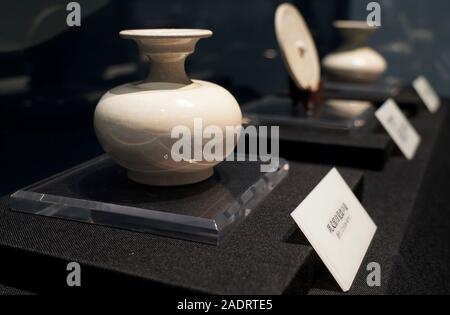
xmin=0 ymin=164 xmax=363 ymax=294
xmin=0 ymin=104 xmax=448 ymax=295
xmin=308 ymin=106 xmax=449 ymax=295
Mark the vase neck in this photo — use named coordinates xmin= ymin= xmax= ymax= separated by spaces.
xmin=339 ymin=30 xmax=372 ymax=50
xmin=120 ymin=29 xmax=212 ymax=85
xmin=334 ymin=21 xmax=378 ymax=50
xmin=140 ymin=41 xmax=196 ymax=85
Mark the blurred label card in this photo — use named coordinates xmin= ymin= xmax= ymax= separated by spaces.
xmin=413 ymin=76 xmax=441 ymax=113
xmin=376 ymin=99 xmax=421 ymax=160
xmin=290 ymin=168 xmax=377 ymax=292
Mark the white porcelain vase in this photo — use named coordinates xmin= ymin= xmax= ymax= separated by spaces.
xmin=322 ymin=21 xmax=387 ymax=83
xmin=94 ymin=29 xmax=242 ymax=186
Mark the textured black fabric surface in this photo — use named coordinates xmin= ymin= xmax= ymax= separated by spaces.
xmin=386 ymin=108 xmax=450 ymax=294
xmin=0 ymin=105 xmax=447 ymax=295
xmin=308 ymin=106 xmax=448 ymax=295
xmin=0 ymin=162 xmax=362 ymax=294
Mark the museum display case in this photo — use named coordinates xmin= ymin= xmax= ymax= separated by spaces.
xmin=0 ymin=0 xmax=449 ymax=297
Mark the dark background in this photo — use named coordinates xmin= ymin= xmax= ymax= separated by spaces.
xmin=0 ymin=0 xmax=449 ymax=195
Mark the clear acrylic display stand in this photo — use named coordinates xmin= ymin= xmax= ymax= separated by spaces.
xmin=10 ymin=155 xmax=289 ymax=245
xmin=243 ymin=96 xmax=376 ymax=131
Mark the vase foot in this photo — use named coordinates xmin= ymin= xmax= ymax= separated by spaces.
xmin=127 ymin=168 xmax=214 ymax=186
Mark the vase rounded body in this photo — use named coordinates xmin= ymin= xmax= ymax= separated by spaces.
xmin=94 ymin=29 xmax=242 ymax=186
xmin=322 ymin=21 xmax=387 ymax=83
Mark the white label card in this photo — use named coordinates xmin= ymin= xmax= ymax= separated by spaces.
xmin=290 ymin=168 xmax=377 ymax=292
xmin=375 ymin=99 xmax=421 ymax=160
xmin=413 ymin=76 xmax=441 ymax=113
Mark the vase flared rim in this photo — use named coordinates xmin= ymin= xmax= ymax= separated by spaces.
xmin=334 ymin=20 xmax=380 ymax=31
xmin=120 ymin=29 xmax=213 ymax=39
